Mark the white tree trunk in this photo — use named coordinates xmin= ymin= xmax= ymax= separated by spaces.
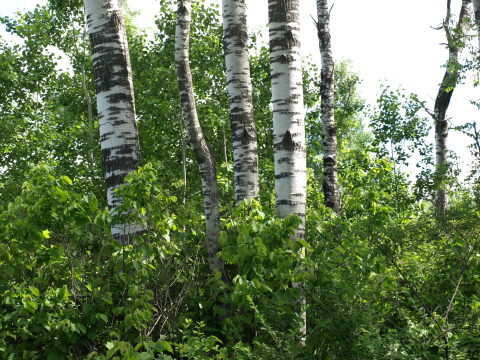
xmin=434 ymin=0 xmax=472 ymax=214
xmin=175 ymin=0 xmax=224 ymax=275
xmin=474 ymin=0 xmax=480 ymax=49
xmin=268 ymin=0 xmax=307 ymax=237
xmin=84 ymin=0 xmax=143 ymax=245
xmin=268 ymin=0 xmax=307 ymax=341
xmin=221 ymin=0 xmax=260 ymax=206
xmin=316 ymin=0 xmax=339 ymax=214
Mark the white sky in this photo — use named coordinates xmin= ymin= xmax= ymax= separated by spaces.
xmin=1 ymin=0 xmax=479 ymax=180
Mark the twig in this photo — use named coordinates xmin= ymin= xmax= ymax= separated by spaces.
xmin=445 ymin=234 xmax=480 ymax=323
xmin=337 ymin=81 xmax=353 ymax=129
xmin=378 ymin=245 xmax=448 ymax=343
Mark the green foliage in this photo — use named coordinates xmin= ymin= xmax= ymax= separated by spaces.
xmin=2 ymin=0 xmax=480 ymax=359
xmin=370 ymin=84 xmax=430 ymax=166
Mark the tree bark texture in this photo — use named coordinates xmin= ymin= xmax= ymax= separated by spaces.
xmin=316 ymin=0 xmax=339 ymax=214
xmin=434 ymin=0 xmax=472 ymax=214
xmin=268 ymin=0 xmax=307 ymax=341
xmin=175 ymin=0 xmax=224 ymax=275
xmin=268 ymin=0 xmax=307 ymax=239
xmin=85 ymin=0 xmax=143 ymax=245
xmin=221 ymin=0 xmax=260 ymax=207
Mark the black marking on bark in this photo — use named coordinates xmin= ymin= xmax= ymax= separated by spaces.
xmin=270 ymin=71 xmax=285 ymax=79
xmin=278 ymin=130 xmax=293 ymax=150
xmin=277 ymin=156 xmax=294 ymax=164
xmin=275 ymin=171 xmax=294 ymax=179
xmin=177 ymin=3 xmax=188 ymax=15
xmin=104 ymin=173 xmax=127 ymax=189
xmin=111 ymin=10 xmax=122 ymax=31
xmin=240 ymin=128 xmax=253 ymax=145
xmin=269 ymin=27 xmax=301 ymax=52
xmin=107 ymin=92 xmax=134 ymax=103
xmin=100 ymin=131 xmax=115 ymax=142
xmin=223 ymin=24 xmax=248 ymax=55
xmin=274 ymin=130 xmax=306 ymax=152
xmin=268 ymin=0 xmax=300 ymax=23
xmin=276 ymin=199 xmax=305 ymax=206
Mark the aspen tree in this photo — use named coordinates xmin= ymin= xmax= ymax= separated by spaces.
xmin=84 ymin=0 xmax=143 ymax=245
xmin=268 ymin=0 xmax=306 ymax=237
xmin=268 ymin=0 xmax=307 ymax=341
xmin=221 ymin=0 xmax=260 ymax=206
xmin=474 ymin=0 xmax=480 ymax=48
xmin=175 ymin=0 xmax=224 ymax=275
xmin=433 ymin=0 xmax=472 ymax=214
xmin=316 ymin=0 xmax=339 ymax=214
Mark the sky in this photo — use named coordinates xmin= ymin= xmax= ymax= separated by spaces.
xmin=1 ymin=0 xmax=479 ymax=180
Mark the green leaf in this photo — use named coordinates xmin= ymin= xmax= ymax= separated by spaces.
xmin=106 ymin=346 xmax=118 ymax=359
xmin=84 ymin=193 xmax=98 ymax=212
xmin=155 ymin=340 xmax=174 ymax=353
xmin=455 ymin=236 xmax=466 ymax=247
xmin=117 ymin=341 xmax=128 ymax=353
xmin=29 ymin=286 xmax=40 ymax=296
xmin=47 ymin=351 xmax=58 ymax=360
xmin=297 ymin=239 xmax=309 ymax=248
xmin=77 ymin=323 xmax=86 ymax=334
xmin=336 ymin=246 xmax=345 ymax=255
xmin=96 ymin=313 xmax=108 ymax=324
xmin=62 ymin=175 xmax=73 ymax=185
xmin=42 ymin=229 xmax=50 ymax=238
xmin=135 ymin=353 xmax=153 ymax=360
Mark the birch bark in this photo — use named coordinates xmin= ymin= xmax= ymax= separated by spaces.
xmin=268 ymin=0 xmax=307 ymax=341
xmin=84 ymin=0 xmax=143 ymax=245
xmin=221 ymin=0 xmax=259 ymax=206
xmin=316 ymin=0 xmax=339 ymax=214
xmin=434 ymin=0 xmax=472 ymax=214
xmin=175 ymin=0 xmax=224 ymax=275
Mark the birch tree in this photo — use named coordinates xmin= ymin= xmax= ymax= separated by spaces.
xmin=432 ymin=0 xmax=472 ymax=214
xmin=316 ymin=0 xmax=339 ymax=214
xmin=175 ymin=0 xmax=224 ymax=275
xmin=221 ymin=0 xmax=259 ymax=207
xmin=84 ymin=0 xmax=143 ymax=245
xmin=475 ymin=0 xmax=480 ymax=47
xmin=268 ymin=0 xmax=307 ymax=340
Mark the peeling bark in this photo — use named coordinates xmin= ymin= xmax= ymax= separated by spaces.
xmin=316 ymin=0 xmax=339 ymax=214
xmin=221 ymin=0 xmax=259 ymax=206
xmin=434 ymin=0 xmax=472 ymax=214
xmin=268 ymin=0 xmax=307 ymax=341
xmin=175 ymin=0 xmax=224 ymax=275
xmin=84 ymin=0 xmax=143 ymax=245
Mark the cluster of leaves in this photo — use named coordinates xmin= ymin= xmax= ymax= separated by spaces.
xmin=2 ymin=0 xmax=480 ymax=359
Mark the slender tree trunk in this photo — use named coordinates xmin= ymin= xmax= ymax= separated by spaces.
xmin=221 ymin=0 xmax=259 ymax=206
xmin=177 ymin=110 xmax=187 ymax=204
xmin=316 ymin=0 xmax=339 ymax=214
xmin=474 ymin=0 xmax=480 ymax=49
xmin=434 ymin=0 xmax=472 ymax=214
xmin=84 ymin=0 xmax=143 ymax=245
xmin=175 ymin=0 xmax=224 ymax=275
xmin=268 ymin=0 xmax=307 ymax=238
xmin=268 ymin=0 xmax=307 ymax=341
